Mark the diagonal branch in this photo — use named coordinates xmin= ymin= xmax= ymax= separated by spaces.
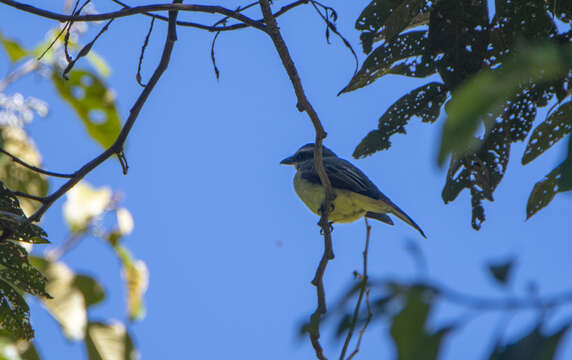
xmin=28 ymin=0 xmax=183 ymax=222
xmin=258 ymin=0 xmax=335 ymax=359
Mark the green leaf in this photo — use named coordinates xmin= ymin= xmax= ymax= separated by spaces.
xmin=0 ymin=281 xmax=33 ymax=340
xmin=85 ymin=51 xmax=111 ymax=78
xmin=486 ymin=259 xmax=515 ymax=286
xmin=527 ymin=161 xmax=572 ymax=219
xmin=0 ymin=126 xmax=50 ymax=217
xmin=489 ymin=322 xmax=571 ymax=360
xmin=339 ymin=31 xmax=429 ymax=94
xmin=51 ymin=69 xmax=121 ymax=149
xmin=72 ymin=275 xmax=105 ymax=308
xmin=0 ymin=34 xmax=28 ymax=62
xmin=545 ymin=0 xmax=572 ymax=22
xmin=0 ymin=335 xmax=40 ymax=360
xmin=522 ymin=101 xmax=572 ymax=164
xmin=560 ymin=135 xmax=572 ymax=189
xmin=85 ymin=322 xmax=136 ymax=360
xmin=439 ymin=43 xmax=572 ymax=165
xmin=0 ymin=243 xmax=50 ymax=298
xmin=354 ymin=82 xmax=447 ymax=158
xmin=389 ymin=286 xmax=449 ymax=360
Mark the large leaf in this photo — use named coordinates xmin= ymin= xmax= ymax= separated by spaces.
xmin=522 ymin=101 xmax=572 ymax=164
xmin=489 ymin=322 xmax=571 ymax=360
xmin=51 ymin=69 xmax=121 ymax=149
xmin=0 ymin=242 xmax=49 ymax=298
xmin=354 ymin=82 xmax=447 ymax=158
xmin=526 ymin=161 xmax=572 ymax=219
xmin=340 ymin=31 xmax=429 ymax=94
xmin=389 ymin=286 xmax=450 ymax=360
xmin=85 ymin=322 xmax=136 ymax=360
xmin=439 ymin=43 xmax=572 ymax=164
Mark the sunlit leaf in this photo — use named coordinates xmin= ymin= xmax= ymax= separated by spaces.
xmin=486 ymin=258 xmax=515 ymax=286
xmin=0 ymin=34 xmax=28 ymax=62
xmin=489 ymin=322 xmax=571 ymax=360
xmin=51 ymin=69 xmax=121 ymax=149
xmin=527 ymin=161 xmax=572 ymax=219
xmin=354 ymin=82 xmax=446 ymax=158
xmin=0 ymin=126 xmax=49 ymax=216
xmin=116 ymin=208 xmax=134 ymax=236
xmin=339 ymin=31 xmax=429 ymax=94
xmin=523 ymin=101 xmax=572 ymax=164
xmin=85 ymin=322 xmax=136 ymax=360
xmin=85 ymin=51 xmax=111 ymax=78
xmin=439 ymin=43 xmax=572 ymax=165
xmin=0 ymin=335 xmax=40 ymax=360
xmin=114 ymin=246 xmax=147 ymax=321
xmin=62 ymin=182 xmax=112 ymax=233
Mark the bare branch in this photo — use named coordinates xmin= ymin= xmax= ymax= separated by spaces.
xmin=258 ymin=0 xmax=336 ymax=358
xmin=346 ymin=289 xmax=372 ymax=360
xmin=137 ymin=16 xmax=156 ymax=87
xmin=0 ymin=0 xmax=266 ymax=31
xmin=12 ymin=191 xmax=47 ymax=203
xmin=0 ymin=148 xmax=75 ymax=178
xmin=340 ymin=218 xmax=371 ymax=360
xmin=28 ymin=0 xmax=184 ymax=222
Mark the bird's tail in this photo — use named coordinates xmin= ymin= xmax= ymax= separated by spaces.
xmin=388 ymin=203 xmax=426 ymax=239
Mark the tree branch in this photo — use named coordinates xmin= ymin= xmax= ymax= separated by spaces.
xmin=0 ymin=148 xmax=75 ymax=178
xmin=258 ymin=0 xmax=335 ymax=358
xmin=339 ymin=218 xmax=371 ymax=360
xmin=0 ymin=0 xmax=266 ymax=31
xmin=28 ymin=0 xmax=183 ymax=222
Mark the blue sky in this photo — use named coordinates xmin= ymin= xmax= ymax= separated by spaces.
xmin=1 ymin=0 xmax=572 ymax=359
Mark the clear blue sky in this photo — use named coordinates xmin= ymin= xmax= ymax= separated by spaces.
xmin=1 ymin=0 xmax=571 ymax=359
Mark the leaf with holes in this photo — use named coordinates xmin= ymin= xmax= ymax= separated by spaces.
xmin=52 ymin=69 xmax=121 ymax=149
xmin=0 ymin=181 xmax=48 ymax=244
xmin=0 ymin=33 xmax=28 ymax=62
xmin=0 ymin=242 xmax=50 ymax=298
xmin=340 ymin=31 xmax=429 ymax=94
xmin=354 ymin=82 xmax=447 ymax=158
xmin=439 ymin=43 xmax=572 ymax=165
xmin=561 ymin=135 xmax=572 ymax=189
xmin=0 ymin=280 xmax=33 ymax=340
xmin=523 ymin=101 xmax=572 ymax=164
xmin=488 ymin=322 xmax=570 ymax=360
xmin=527 ymin=161 xmax=572 ymax=219
xmin=85 ymin=321 xmax=137 ymax=360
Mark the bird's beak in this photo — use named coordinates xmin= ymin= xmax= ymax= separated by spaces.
xmin=280 ymin=155 xmax=295 ymax=165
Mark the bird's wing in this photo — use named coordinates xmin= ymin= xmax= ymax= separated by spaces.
xmin=299 ymin=157 xmax=387 ymax=200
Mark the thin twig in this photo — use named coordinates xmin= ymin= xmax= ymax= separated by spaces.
xmin=346 ymin=289 xmax=372 ymax=360
xmin=258 ymin=1 xmax=335 ymax=358
xmin=0 ymin=148 xmax=75 ymax=178
xmin=210 ymin=30 xmax=222 ymax=79
xmin=63 ymin=0 xmax=89 ymax=65
xmin=12 ymin=191 xmax=46 ymax=203
xmin=137 ymin=16 xmax=155 ymax=87
xmin=28 ymin=0 xmax=183 ymax=222
xmin=339 ymin=218 xmax=371 ymax=360
xmin=63 ymin=18 xmax=114 ymax=79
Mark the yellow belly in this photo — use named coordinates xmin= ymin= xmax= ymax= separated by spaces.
xmin=293 ymin=172 xmax=388 ymax=223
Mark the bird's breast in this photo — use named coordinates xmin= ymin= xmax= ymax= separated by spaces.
xmin=293 ymin=172 xmax=368 ymax=223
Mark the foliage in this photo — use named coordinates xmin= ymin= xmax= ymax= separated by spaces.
xmin=345 ymin=0 xmax=572 ymax=228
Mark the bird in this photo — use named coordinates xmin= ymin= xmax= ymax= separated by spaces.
xmin=280 ymin=143 xmax=426 ymax=238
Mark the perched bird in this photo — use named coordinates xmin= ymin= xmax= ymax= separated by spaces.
xmin=280 ymin=143 xmax=426 ymax=238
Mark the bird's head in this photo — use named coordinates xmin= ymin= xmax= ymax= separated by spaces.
xmin=280 ymin=143 xmax=337 ymax=166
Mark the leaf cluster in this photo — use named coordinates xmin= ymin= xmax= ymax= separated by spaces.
xmin=344 ymin=0 xmax=572 ymax=228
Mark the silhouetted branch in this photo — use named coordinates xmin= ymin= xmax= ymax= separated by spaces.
xmin=0 ymin=148 xmax=75 ymax=178
xmin=258 ymin=0 xmax=335 ymax=358
xmin=28 ymin=0 xmax=184 ymax=222
xmin=346 ymin=289 xmax=372 ymax=360
xmin=340 ymin=218 xmax=371 ymax=360
xmin=137 ymin=16 xmax=155 ymax=87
